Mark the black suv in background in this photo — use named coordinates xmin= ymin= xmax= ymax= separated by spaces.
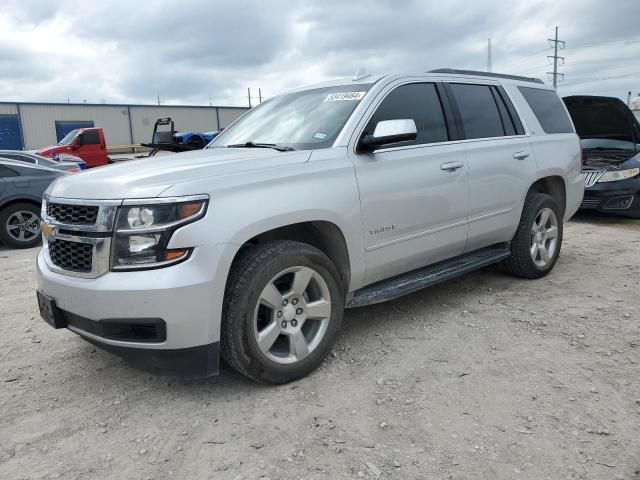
xmin=564 ymin=95 xmax=640 ymax=218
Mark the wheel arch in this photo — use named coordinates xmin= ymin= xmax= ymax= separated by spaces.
xmin=527 ymin=176 xmax=566 ymax=215
xmin=0 ymin=196 xmax=42 ymax=213
xmin=230 ymin=220 xmax=353 ymax=293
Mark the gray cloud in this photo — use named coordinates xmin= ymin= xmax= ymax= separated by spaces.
xmin=0 ymin=0 xmax=639 ymax=105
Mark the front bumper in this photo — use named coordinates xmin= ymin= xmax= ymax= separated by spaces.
xmin=36 ymin=243 xmax=238 ymax=376
xmin=580 ymin=177 xmax=640 ymax=217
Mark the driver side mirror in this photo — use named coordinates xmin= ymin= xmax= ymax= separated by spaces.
xmin=71 ymin=137 xmax=81 ymax=150
xmin=359 ymin=119 xmax=417 ymax=153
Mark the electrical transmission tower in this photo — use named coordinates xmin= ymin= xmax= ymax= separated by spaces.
xmin=547 ymin=26 xmax=566 ymax=88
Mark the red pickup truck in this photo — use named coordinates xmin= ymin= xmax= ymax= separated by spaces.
xmin=38 ymin=128 xmax=109 ymax=168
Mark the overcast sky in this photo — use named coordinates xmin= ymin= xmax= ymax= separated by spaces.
xmin=1 ymin=0 xmax=639 ymax=107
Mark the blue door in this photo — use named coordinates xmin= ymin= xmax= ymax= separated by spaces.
xmin=55 ymin=121 xmax=94 ymax=142
xmin=0 ymin=115 xmax=23 ymax=150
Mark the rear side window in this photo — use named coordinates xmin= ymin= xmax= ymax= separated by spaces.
xmin=365 ymin=83 xmax=449 ymax=147
xmin=449 ymin=84 xmax=505 ymax=139
xmin=519 ymin=87 xmax=574 ymax=134
xmin=80 ymin=131 xmax=100 ymax=145
xmin=3 ymin=153 xmax=35 ymax=163
xmin=0 ymin=165 xmax=19 ymax=177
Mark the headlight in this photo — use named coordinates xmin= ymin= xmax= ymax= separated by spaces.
xmin=111 ymin=195 xmax=208 ymax=270
xmin=598 ymin=168 xmax=640 ymax=183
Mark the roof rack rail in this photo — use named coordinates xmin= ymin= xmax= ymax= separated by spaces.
xmin=428 ymin=68 xmax=544 ymax=84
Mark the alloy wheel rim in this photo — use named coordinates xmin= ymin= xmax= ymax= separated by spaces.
xmin=6 ymin=211 xmax=41 ymax=242
xmin=253 ymin=266 xmax=332 ymax=365
xmin=530 ymin=207 xmax=559 ymax=268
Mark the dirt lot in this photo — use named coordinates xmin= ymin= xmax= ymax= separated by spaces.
xmin=1 ymin=212 xmax=639 ymax=480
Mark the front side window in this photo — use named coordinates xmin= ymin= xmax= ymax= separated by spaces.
xmin=449 ymin=83 xmax=505 ymax=139
xmin=364 ymin=83 xmax=449 ymax=148
xmin=519 ymin=87 xmax=574 ymax=134
xmin=211 ymin=84 xmax=373 ymax=151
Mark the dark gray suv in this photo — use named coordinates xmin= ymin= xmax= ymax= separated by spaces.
xmin=0 ymin=159 xmax=65 ymax=248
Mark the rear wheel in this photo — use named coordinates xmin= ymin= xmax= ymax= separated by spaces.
xmin=0 ymin=203 xmax=42 ymax=249
xmin=221 ymin=240 xmax=344 ymax=384
xmin=502 ymin=193 xmax=563 ymax=279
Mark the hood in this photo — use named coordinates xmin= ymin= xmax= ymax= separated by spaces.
xmin=38 ymin=145 xmax=69 ymax=157
xmin=563 ymin=95 xmax=640 ymax=143
xmin=47 ymin=147 xmax=311 ymax=200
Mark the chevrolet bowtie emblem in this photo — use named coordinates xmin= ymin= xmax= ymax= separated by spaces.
xmin=41 ymin=223 xmax=55 ymax=239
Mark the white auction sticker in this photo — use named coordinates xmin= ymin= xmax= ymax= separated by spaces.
xmin=323 ymin=91 xmax=366 ymax=102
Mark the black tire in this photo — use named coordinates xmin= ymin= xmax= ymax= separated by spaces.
xmin=502 ymin=193 xmax=563 ymax=279
xmin=221 ymin=240 xmax=344 ymax=384
xmin=0 ymin=203 xmax=42 ymax=249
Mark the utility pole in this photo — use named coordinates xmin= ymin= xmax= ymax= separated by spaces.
xmin=156 ymin=94 xmax=162 ymax=105
xmin=547 ymin=26 xmax=565 ymax=88
xmin=258 ymin=88 xmax=262 ymax=104
xmin=487 ymin=38 xmax=492 ymax=72
xmin=247 ymin=87 xmax=252 ymax=108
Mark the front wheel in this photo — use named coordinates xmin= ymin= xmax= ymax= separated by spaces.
xmin=221 ymin=240 xmax=344 ymax=384
xmin=502 ymin=193 xmax=563 ymax=279
xmin=0 ymin=203 xmax=42 ymax=249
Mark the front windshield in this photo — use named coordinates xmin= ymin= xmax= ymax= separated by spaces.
xmin=211 ymin=84 xmax=373 ymax=151
xmin=58 ymin=130 xmax=79 ymax=145
xmin=581 ymin=138 xmax=637 ymax=151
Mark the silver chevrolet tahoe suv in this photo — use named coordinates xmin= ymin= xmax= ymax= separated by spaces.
xmin=36 ymin=69 xmax=584 ymax=383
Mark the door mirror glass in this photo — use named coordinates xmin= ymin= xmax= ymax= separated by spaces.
xmin=360 ymin=119 xmax=418 ymax=152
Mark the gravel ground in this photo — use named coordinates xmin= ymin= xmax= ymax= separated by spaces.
xmin=1 ymin=212 xmax=639 ymax=480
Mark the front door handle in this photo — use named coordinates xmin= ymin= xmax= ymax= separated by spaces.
xmin=440 ymin=161 xmax=464 ymax=172
xmin=513 ymin=151 xmax=530 ymax=160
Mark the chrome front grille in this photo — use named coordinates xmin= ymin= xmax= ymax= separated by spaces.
xmin=583 ymin=169 xmax=605 ymax=188
xmin=46 ymin=202 xmax=99 ymax=225
xmin=42 ymin=196 xmax=121 ymax=278
xmin=48 ymin=239 xmax=93 ymax=273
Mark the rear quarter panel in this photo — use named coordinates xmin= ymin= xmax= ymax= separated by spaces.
xmin=505 ymin=84 xmax=584 ymax=219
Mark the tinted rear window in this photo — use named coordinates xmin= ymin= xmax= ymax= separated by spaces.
xmin=0 ymin=165 xmax=19 ymax=177
xmin=519 ymin=87 xmax=574 ymax=134
xmin=449 ymin=84 xmax=505 ymax=139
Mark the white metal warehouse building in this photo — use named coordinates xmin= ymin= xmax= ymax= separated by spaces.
xmin=0 ymin=102 xmax=248 ymax=151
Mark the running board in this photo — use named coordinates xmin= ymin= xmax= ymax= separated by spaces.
xmin=346 ymin=244 xmax=511 ymax=308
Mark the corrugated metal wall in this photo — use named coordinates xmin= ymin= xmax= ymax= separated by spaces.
xmin=19 ymin=104 xmax=132 ymax=149
xmin=0 ymin=103 xmax=248 ymax=150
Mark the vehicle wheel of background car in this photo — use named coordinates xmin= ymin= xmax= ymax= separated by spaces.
xmin=0 ymin=202 xmax=42 ymax=249
xmin=221 ymin=240 xmax=344 ymax=384
xmin=502 ymin=193 xmax=563 ymax=279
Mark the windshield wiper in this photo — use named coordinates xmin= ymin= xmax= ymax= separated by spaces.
xmin=227 ymin=142 xmax=295 ymax=152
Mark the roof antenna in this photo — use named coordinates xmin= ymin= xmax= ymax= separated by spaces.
xmin=352 ymin=67 xmax=371 ymax=81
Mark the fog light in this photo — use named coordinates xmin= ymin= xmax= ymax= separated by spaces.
xmin=604 ymin=195 xmax=634 ymax=210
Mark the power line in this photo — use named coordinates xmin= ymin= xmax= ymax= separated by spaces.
xmin=493 ymin=47 xmax=550 ymax=69
xmin=565 ymin=36 xmax=640 ymax=50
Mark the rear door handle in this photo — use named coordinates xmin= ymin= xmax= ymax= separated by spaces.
xmin=513 ymin=151 xmax=530 ymax=160
xmin=440 ymin=161 xmax=464 ymax=172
